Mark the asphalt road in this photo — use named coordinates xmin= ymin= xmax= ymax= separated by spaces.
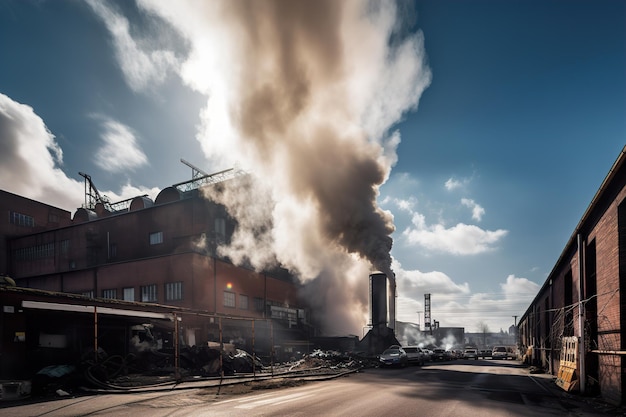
xmin=1 ymin=359 xmax=618 ymax=417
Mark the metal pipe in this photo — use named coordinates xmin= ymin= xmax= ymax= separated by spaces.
xmin=219 ymin=317 xmax=223 ymax=378
xmin=252 ymin=319 xmax=256 ymax=377
xmin=94 ymin=306 xmax=98 ymax=363
xmin=174 ymin=312 xmax=180 ymax=381
xmin=270 ymin=320 xmax=274 ymax=377
xmin=577 ymin=234 xmax=586 ymax=393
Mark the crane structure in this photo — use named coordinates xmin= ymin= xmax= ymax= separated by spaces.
xmin=175 ymin=159 xmax=246 ymax=192
xmin=180 ymin=158 xmax=209 ymax=179
xmin=78 ymin=172 xmax=141 ymax=212
xmin=79 ymin=172 xmax=111 ymax=211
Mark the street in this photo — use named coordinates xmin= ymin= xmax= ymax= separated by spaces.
xmin=1 ymin=359 xmax=616 ymax=417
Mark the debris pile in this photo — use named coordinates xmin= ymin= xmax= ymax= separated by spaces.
xmin=29 ymin=346 xmax=378 ymax=396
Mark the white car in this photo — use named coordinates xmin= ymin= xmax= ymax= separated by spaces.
xmin=403 ymin=346 xmax=426 ymax=365
xmin=492 ymin=346 xmax=508 ymax=359
xmin=463 ymin=348 xmax=478 ymax=360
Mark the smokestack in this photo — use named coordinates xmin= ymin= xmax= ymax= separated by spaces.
xmin=370 ymin=271 xmax=395 ymax=330
xmin=370 ymin=272 xmax=387 ymax=328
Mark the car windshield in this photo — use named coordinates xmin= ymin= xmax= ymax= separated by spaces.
xmin=383 ymin=349 xmax=400 ymax=355
xmin=404 ymin=348 xmax=417 ymax=353
xmin=494 ymin=347 xmax=506 ymax=352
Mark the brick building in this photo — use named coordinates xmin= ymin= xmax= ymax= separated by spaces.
xmin=518 ymin=145 xmax=626 ymax=405
xmin=0 ymin=172 xmax=311 ymax=379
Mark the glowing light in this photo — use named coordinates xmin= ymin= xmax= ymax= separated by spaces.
xmin=226 ymin=282 xmax=232 ymax=289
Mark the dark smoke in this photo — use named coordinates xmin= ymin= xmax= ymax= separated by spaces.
xmin=145 ymin=0 xmax=431 ymax=334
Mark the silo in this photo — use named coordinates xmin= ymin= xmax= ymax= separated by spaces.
xmin=130 ymin=196 xmax=154 ymax=211
xmin=155 ymin=187 xmax=182 ymax=205
xmin=72 ymin=208 xmax=97 ymax=223
xmin=370 ymin=272 xmax=388 ymax=328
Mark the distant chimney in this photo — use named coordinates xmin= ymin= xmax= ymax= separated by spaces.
xmin=370 ymin=272 xmax=387 ymax=328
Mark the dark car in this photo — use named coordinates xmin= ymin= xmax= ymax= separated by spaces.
xmin=432 ymin=348 xmax=448 ymax=361
xmin=379 ymin=347 xmax=409 ymax=367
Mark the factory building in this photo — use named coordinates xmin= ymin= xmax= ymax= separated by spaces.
xmin=0 ymin=169 xmax=312 ymax=380
xmin=518 ymin=145 xmax=626 ymax=405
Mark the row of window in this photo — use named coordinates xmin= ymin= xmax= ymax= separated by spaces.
xmin=10 ymin=211 xmax=34 ymax=227
xmin=14 ymin=242 xmax=55 ymax=261
xmin=9 ymin=210 xmax=61 ymax=227
xmin=82 ymin=285 xmax=265 ymax=311
xmin=14 ymin=230 xmax=162 ymax=262
xmin=14 ymin=227 xmax=225 ymax=262
xmin=224 ymin=292 xmax=265 ymax=311
xmin=82 ymin=282 xmax=183 ymax=302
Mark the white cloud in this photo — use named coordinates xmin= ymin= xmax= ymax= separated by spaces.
xmin=0 ymin=93 xmax=84 ymax=211
xmin=461 ymin=198 xmax=485 ymax=222
xmin=0 ymin=93 xmax=160 ymax=212
xmin=445 ymin=177 xmax=462 ymax=190
xmin=501 ymin=274 xmax=540 ymax=298
xmin=396 ymin=264 xmax=470 ymax=298
xmin=86 ymin=0 xmax=178 ymax=92
xmin=387 ymin=196 xmax=418 ymax=213
xmin=402 ymin=212 xmax=507 ymax=255
xmin=94 ymin=117 xmax=148 ymax=172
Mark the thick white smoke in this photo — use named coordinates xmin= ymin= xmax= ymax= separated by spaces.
xmin=138 ymin=0 xmax=431 ymax=334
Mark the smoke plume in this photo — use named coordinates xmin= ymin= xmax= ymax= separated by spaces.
xmin=141 ymin=0 xmax=431 ymax=334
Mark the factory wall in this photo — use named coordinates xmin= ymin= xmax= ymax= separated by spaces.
xmin=518 ymin=146 xmax=626 ymax=405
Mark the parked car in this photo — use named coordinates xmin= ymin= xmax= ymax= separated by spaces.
xmin=463 ymin=348 xmax=478 ymax=360
xmin=403 ymin=346 xmax=426 ymax=365
xmin=379 ymin=347 xmax=409 ymax=367
xmin=492 ymin=346 xmax=508 ymax=359
xmin=478 ymin=349 xmax=490 ymax=359
xmin=432 ymin=348 xmax=448 ymax=361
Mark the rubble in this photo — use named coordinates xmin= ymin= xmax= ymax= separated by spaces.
xmin=27 ymin=346 xmax=376 ymax=397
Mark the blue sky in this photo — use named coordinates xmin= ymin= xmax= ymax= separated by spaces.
xmin=0 ymin=0 xmax=624 ymax=337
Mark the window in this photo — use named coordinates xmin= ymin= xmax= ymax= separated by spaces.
xmin=223 ymin=291 xmax=235 ymax=308
xmin=239 ymin=294 xmax=248 ymax=310
xmin=10 ymin=211 xmax=34 ymax=227
xmin=102 ymin=289 xmax=117 ymax=299
xmin=60 ymin=240 xmax=70 ymax=255
xmin=141 ymin=284 xmax=157 ymax=302
xmin=215 ymin=218 xmax=226 ymax=243
xmin=123 ymin=287 xmax=135 ymax=302
xmin=81 ymin=290 xmax=94 ymax=298
xmin=165 ymin=282 xmax=183 ymax=301
xmin=254 ymin=297 xmax=265 ymax=312
xmin=149 ymin=231 xmax=163 ymax=245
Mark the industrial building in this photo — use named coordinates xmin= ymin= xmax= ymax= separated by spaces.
xmin=518 ymin=145 xmax=626 ymax=405
xmin=0 ymin=168 xmax=314 ymax=383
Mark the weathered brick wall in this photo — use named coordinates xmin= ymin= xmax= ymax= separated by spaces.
xmin=587 ymin=185 xmax=626 ymax=405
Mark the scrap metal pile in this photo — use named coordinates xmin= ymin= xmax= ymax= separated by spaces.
xmin=32 ymin=345 xmax=378 ymax=396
